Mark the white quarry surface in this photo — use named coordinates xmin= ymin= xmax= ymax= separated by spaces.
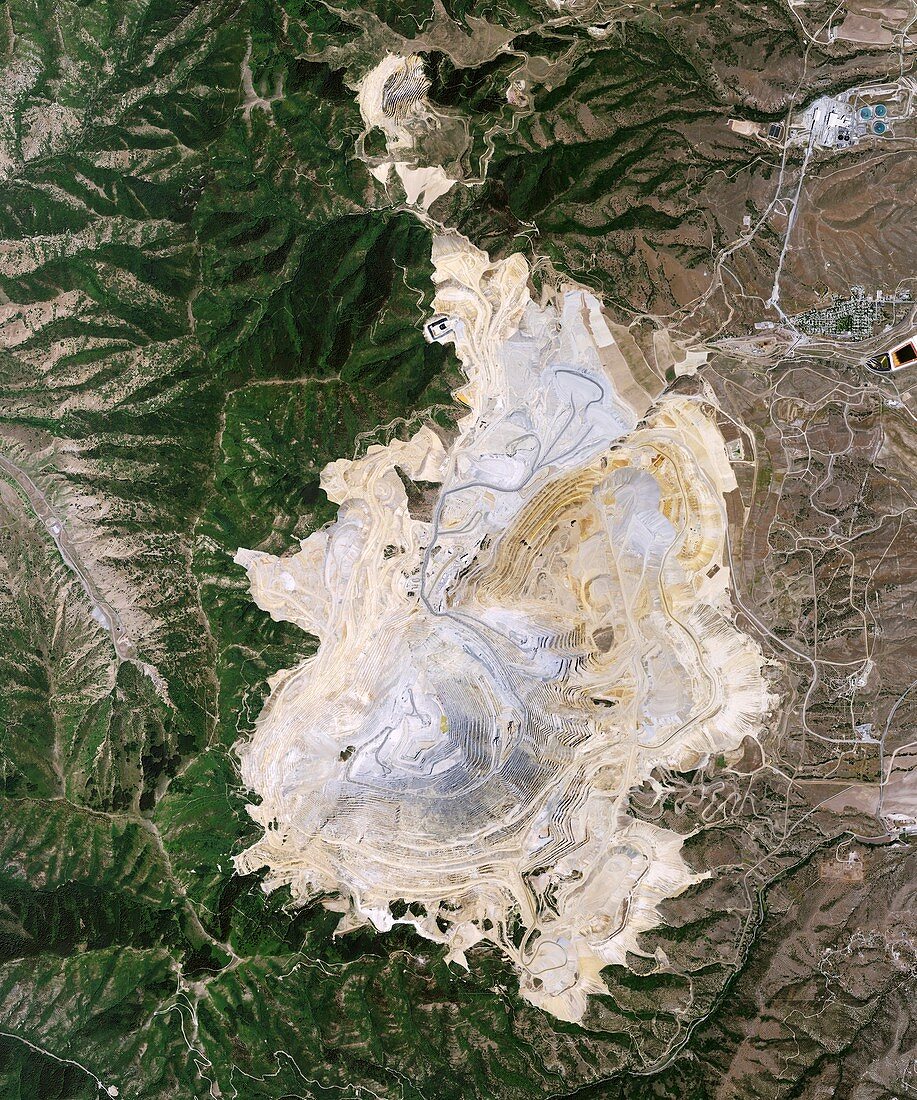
xmin=357 ymin=54 xmax=462 ymax=211
xmin=234 ymin=233 xmax=775 ymax=1021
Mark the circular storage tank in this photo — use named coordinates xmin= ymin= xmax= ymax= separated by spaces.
xmin=860 ymin=106 xmax=873 ymax=120
xmin=873 ymin=121 xmax=887 ymax=135
xmin=875 ymin=103 xmax=887 ymax=117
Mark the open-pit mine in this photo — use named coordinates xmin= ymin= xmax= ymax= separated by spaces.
xmin=234 ymin=234 xmax=774 ymax=1021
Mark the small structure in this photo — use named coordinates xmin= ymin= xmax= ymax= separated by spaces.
xmin=790 ymin=87 xmax=904 ymax=152
xmin=801 ymin=96 xmax=859 ymax=148
xmin=820 ymin=849 xmax=864 ymax=882
xmin=425 ymin=315 xmax=456 ymax=343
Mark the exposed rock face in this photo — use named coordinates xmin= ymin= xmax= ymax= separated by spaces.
xmin=234 ymin=234 xmax=774 ymax=1021
xmin=357 ymin=54 xmax=462 ymax=210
